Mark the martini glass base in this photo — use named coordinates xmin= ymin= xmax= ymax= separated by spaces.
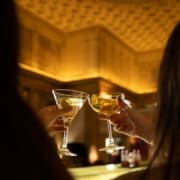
xmin=99 ymin=145 xmax=125 ymax=153
xmin=58 ymin=147 xmax=77 ymax=157
xmin=99 ymin=137 xmax=125 ymax=153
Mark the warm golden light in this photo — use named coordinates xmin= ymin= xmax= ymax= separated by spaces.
xmin=19 ymin=62 xmax=157 ymax=95
xmin=99 ymin=92 xmax=111 ymax=98
xmin=129 ymin=136 xmax=137 ymax=145
xmin=19 ymin=63 xmax=99 ymax=82
xmin=88 ymin=145 xmax=98 ymax=164
xmin=105 ymin=164 xmax=116 ymax=171
xmin=17 ymin=0 xmax=171 ymax=95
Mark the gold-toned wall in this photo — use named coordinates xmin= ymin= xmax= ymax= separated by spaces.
xmin=17 ymin=5 xmax=162 ymax=95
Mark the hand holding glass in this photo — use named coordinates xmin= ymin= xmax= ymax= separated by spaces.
xmin=52 ymin=89 xmax=89 ymax=157
xmin=89 ymin=92 xmax=125 ymax=153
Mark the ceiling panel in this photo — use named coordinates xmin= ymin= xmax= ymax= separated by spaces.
xmin=15 ymin=0 xmax=180 ymax=52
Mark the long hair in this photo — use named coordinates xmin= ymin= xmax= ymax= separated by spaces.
xmin=1 ymin=1 xmax=73 ymax=179
xmin=142 ymin=22 xmax=180 ymax=179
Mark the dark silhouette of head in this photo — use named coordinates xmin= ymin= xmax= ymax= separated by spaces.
xmin=1 ymin=1 xmax=72 ymax=179
xmin=156 ymin=22 xmax=180 ymax=158
xmin=144 ymin=22 xmax=180 ymax=180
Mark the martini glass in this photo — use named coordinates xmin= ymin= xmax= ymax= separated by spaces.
xmin=88 ymin=92 xmax=125 ymax=153
xmin=52 ymin=89 xmax=89 ymax=157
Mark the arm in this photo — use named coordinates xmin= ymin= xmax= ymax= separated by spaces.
xmin=126 ymin=108 xmax=154 ymax=145
xmin=111 ymin=108 xmax=154 ymax=145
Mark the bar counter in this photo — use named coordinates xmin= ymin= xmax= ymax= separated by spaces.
xmin=68 ymin=163 xmax=147 ymax=180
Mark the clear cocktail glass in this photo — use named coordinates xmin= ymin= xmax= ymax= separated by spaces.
xmin=52 ymin=89 xmax=89 ymax=157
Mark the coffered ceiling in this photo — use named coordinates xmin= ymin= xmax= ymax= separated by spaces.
xmin=15 ymin=0 xmax=180 ymax=52
xmin=14 ymin=0 xmax=180 ymax=96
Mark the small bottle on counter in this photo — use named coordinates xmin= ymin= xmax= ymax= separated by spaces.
xmin=121 ymin=150 xmax=129 ymax=167
xmin=121 ymin=149 xmax=142 ymax=168
xmin=135 ymin=149 xmax=142 ymax=166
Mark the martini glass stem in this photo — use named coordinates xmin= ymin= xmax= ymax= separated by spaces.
xmin=106 ymin=118 xmax=114 ymax=144
xmin=62 ymin=128 xmax=69 ymax=149
xmin=107 ymin=119 xmax=113 ymax=139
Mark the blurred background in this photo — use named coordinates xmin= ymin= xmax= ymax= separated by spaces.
xmin=15 ymin=0 xmax=180 ymax=165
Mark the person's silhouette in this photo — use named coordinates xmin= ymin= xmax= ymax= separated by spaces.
xmin=1 ymin=1 xmax=73 ymax=179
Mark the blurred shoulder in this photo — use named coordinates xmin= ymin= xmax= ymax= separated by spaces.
xmin=114 ymin=162 xmax=180 ymax=180
xmin=113 ymin=168 xmax=145 ymax=180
